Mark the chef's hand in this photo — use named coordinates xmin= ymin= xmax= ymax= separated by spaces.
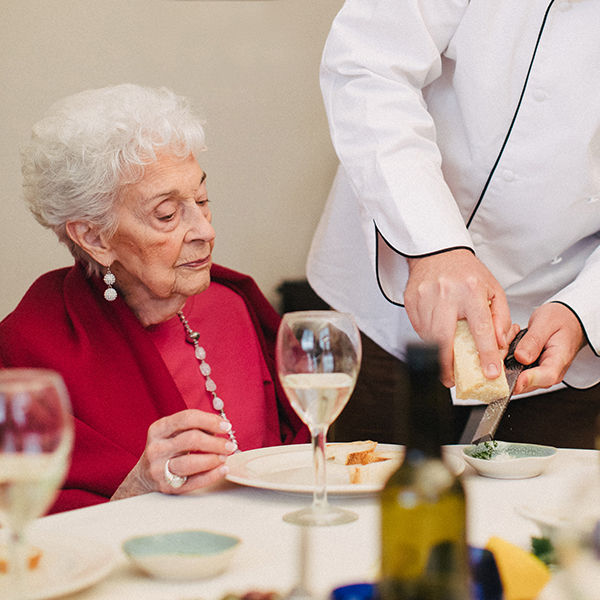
xmin=404 ymin=248 xmax=514 ymax=387
xmin=111 ymin=409 xmax=236 ymax=501
xmin=512 ymin=302 xmax=585 ymax=395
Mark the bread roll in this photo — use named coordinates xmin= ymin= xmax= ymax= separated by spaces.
xmin=348 ymin=451 xmax=402 ymax=485
xmin=453 ymin=319 xmax=509 ymax=402
xmin=326 ymin=440 xmax=377 ymax=465
xmin=326 ymin=441 xmax=403 ymax=485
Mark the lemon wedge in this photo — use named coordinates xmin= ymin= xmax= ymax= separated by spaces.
xmin=485 ymin=536 xmax=551 ymax=600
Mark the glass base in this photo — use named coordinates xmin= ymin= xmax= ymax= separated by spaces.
xmin=283 ymin=504 xmax=358 ymax=527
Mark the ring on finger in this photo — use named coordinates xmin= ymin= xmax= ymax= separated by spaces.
xmin=164 ymin=458 xmax=188 ymax=489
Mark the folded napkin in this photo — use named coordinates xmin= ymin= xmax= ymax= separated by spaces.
xmin=485 ymin=536 xmax=551 ymax=600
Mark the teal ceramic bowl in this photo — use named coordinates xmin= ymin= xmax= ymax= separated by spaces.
xmin=123 ymin=530 xmax=241 ymax=580
xmin=463 ymin=441 xmax=557 ymax=479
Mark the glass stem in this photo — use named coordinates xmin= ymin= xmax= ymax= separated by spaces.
xmin=311 ymin=426 xmax=328 ymax=511
xmin=10 ymin=527 xmax=26 ymax=600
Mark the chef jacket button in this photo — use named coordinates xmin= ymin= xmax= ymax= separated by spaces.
xmin=587 ymin=196 xmax=599 ymax=204
xmin=471 ymin=232 xmax=483 ymax=245
xmin=532 ymin=89 xmax=548 ymax=102
xmin=502 ymin=169 xmax=515 ymax=182
xmin=550 ymin=256 xmax=563 ymax=265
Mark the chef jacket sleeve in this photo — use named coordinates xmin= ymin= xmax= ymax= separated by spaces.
xmin=548 ymin=241 xmax=600 ymax=389
xmin=320 ymin=0 xmax=473 ymax=303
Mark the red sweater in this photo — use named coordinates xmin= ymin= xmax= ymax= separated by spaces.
xmin=0 ymin=262 xmax=308 ymax=513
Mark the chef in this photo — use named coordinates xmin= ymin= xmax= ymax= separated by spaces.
xmin=307 ymin=0 xmax=600 ymax=447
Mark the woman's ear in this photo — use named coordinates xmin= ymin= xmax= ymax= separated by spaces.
xmin=66 ymin=221 xmax=114 ymax=266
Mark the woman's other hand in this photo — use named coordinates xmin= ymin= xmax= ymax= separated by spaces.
xmin=111 ymin=409 xmax=236 ymax=500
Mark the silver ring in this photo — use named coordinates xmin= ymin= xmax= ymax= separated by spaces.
xmin=164 ymin=458 xmax=187 ymax=489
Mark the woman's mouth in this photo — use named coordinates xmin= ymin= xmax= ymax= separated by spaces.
xmin=180 ymin=256 xmax=211 ymax=268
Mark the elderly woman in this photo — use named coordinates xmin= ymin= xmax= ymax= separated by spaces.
xmin=0 ymin=84 xmax=309 ymax=513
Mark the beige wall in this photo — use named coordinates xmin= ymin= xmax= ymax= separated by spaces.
xmin=0 ymin=0 xmax=343 ymax=319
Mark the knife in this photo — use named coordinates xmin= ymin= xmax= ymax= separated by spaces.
xmin=463 ymin=328 xmax=533 ymax=446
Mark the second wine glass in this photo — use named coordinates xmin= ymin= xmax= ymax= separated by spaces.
xmin=276 ymin=310 xmax=361 ymax=526
xmin=0 ymin=368 xmax=73 ymax=599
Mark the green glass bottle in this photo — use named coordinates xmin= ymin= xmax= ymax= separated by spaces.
xmin=379 ymin=343 xmax=469 ymax=600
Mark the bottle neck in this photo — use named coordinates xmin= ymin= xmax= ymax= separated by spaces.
xmin=406 ymin=397 xmax=444 ymax=458
xmin=404 ymin=343 xmax=451 ymax=458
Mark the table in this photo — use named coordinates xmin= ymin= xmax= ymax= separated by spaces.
xmin=19 ymin=447 xmax=600 ymax=599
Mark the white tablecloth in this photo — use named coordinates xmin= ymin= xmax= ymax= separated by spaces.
xmin=19 ymin=447 xmax=600 ymax=599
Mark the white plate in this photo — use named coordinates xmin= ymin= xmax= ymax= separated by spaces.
xmin=517 ymin=503 xmax=600 ymax=538
xmin=515 ymin=504 xmax=575 ymax=538
xmin=0 ymin=532 xmax=118 ymax=600
xmin=226 ymin=444 xmax=464 ymax=495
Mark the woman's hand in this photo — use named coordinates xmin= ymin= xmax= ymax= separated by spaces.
xmin=111 ymin=409 xmax=236 ymax=501
xmin=512 ymin=303 xmax=585 ymax=395
xmin=404 ymin=249 xmax=514 ymax=387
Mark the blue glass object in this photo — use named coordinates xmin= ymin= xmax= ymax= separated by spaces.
xmin=331 ymin=583 xmax=378 ymax=600
xmin=469 ymin=546 xmax=503 ymax=600
xmin=333 ymin=546 xmax=502 ymax=600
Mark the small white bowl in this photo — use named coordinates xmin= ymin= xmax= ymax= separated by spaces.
xmin=463 ymin=441 xmax=557 ymax=479
xmin=123 ymin=529 xmax=240 ymax=580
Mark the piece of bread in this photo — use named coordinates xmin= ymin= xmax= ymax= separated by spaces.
xmin=453 ymin=319 xmax=509 ymax=402
xmin=326 ymin=441 xmax=402 ymax=485
xmin=348 ymin=451 xmax=402 ymax=485
xmin=326 ymin=441 xmax=378 ymax=465
xmin=0 ymin=544 xmax=42 ymax=573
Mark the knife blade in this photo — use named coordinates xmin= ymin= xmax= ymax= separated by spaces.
xmin=470 ymin=328 xmax=531 ymax=446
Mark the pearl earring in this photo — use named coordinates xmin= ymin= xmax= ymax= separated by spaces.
xmin=103 ymin=267 xmax=117 ymax=302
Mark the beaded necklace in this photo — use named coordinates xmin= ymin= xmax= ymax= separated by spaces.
xmin=177 ymin=311 xmax=239 ymax=450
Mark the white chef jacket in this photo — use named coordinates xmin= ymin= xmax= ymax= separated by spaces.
xmin=307 ymin=0 xmax=600 ymax=401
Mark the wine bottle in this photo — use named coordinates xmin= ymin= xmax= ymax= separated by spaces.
xmin=379 ymin=343 xmax=469 ymax=600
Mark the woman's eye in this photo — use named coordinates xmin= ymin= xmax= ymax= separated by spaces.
xmin=158 ymin=212 xmax=175 ymax=222
xmin=197 ymin=199 xmax=210 ymax=207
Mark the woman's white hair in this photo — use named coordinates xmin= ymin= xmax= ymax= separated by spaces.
xmin=21 ymin=83 xmax=207 ymax=275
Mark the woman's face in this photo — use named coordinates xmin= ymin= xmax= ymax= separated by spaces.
xmin=107 ymin=152 xmax=215 ymax=306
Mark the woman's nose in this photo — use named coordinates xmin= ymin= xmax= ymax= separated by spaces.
xmin=185 ymin=206 xmax=215 ymax=243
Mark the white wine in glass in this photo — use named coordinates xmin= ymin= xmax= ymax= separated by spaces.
xmin=0 ymin=368 xmax=73 ymax=598
xmin=277 ymin=310 xmax=361 ymax=526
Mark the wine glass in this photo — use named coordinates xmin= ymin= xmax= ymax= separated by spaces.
xmin=0 ymin=368 xmax=73 ymax=598
xmin=276 ymin=310 xmax=362 ymax=526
